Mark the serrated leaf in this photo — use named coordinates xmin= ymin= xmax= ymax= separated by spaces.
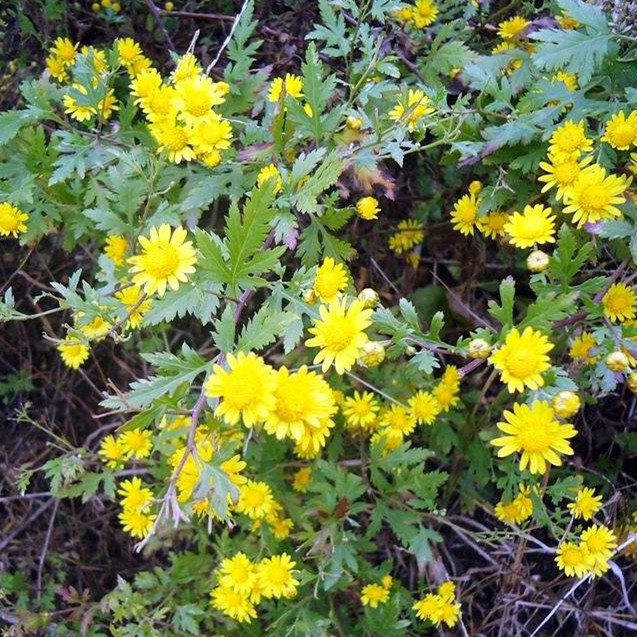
xmin=488 ymin=277 xmax=516 ymax=329
xmin=236 ymin=307 xmax=296 ymax=352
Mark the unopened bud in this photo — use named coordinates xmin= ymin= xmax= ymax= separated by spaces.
xmin=606 ymin=350 xmax=630 ymax=372
xmin=358 ymin=288 xmax=379 ymax=308
xmin=468 ymin=180 xmax=483 ymax=196
xmin=405 ymin=345 xmax=417 ymax=357
xmin=346 ymin=115 xmax=363 ymax=131
xmin=527 ymin=250 xmax=550 ymax=273
xmin=552 ymin=390 xmax=580 ymax=419
xmin=302 ymin=289 xmax=316 ymax=304
xmin=627 ymin=371 xmax=637 ymax=394
xmin=468 ymin=338 xmax=491 ymax=359
xmin=359 ymin=341 xmax=385 ymax=367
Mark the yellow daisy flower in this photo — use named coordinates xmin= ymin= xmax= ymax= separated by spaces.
xmin=128 ymin=224 xmax=197 ymax=297
xmin=0 ymin=202 xmax=28 ymax=238
xmin=567 ymin=487 xmax=603 ymax=520
xmin=601 ymin=111 xmax=637 ymax=150
xmin=355 ymin=196 xmax=380 ymax=220
xmin=51 ymin=37 xmax=77 ymax=64
xmin=57 ymin=337 xmax=90 ymax=369
xmin=313 ymin=257 xmax=349 ymax=303
xmin=478 ymin=211 xmax=509 ymax=238
xmin=555 ymin=542 xmax=594 ymax=577
xmin=117 ymin=477 xmax=153 ymax=512
xmin=388 ymin=219 xmax=425 ymax=253
xmin=389 ymin=89 xmax=434 ymax=131
xmin=602 ymin=282 xmax=636 ymax=322
xmin=450 ymin=194 xmax=479 ymax=235
xmin=256 ymin=553 xmax=299 ymax=599
xmin=268 ymin=73 xmax=304 ymax=102
xmin=218 ymin=553 xmax=256 ymax=595
xmin=412 ymin=0 xmax=439 ymax=28
xmin=256 ymin=163 xmax=283 ymax=193
xmin=548 ymin=120 xmax=593 ymax=162
xmin=538 ymin=154 xmax=592 ymax=201
xmin=149 ymin=116 xmax=196 ymax=163
xmin=104 ymin=235 xmax=128 ymax=265
xmin=489 ymin=327 xmax=554 ymax=393
xmin=204 ymin=351 xmax=277 ymax=426
xmin=569 ymin=332 xmax=598 ymax=364
xmin=292 ymin=467 xmax=312 ymax=492
xmin=408 ymin=390 xmax=441 ymax=425
xmin=562 ymin=164 xmax=630 ymax=227
xmin=210 ymin=584 xmax=257 ymax=623
xmin=172 ymin=75 xmax=227 ymax=124
xmin=115 ymin=285 xmax=152 ymax=328
xmin=581 ymin=524 xmax=617 ymax=575
xmin=98 ymin=434 xmax=126 ymax=468
xmin=498 ymin=16 xmax=530 ymax=40
xmin=120 ymin=429 xmax=153 ymax=459
xmin=118 ymin=509 xmax=156 ymax=538
xmin=504 ymin=204 xmax=556 ymax=248
xmin=342 ymin=391 xmax=380 ymax=431
xmin=361 ymin=583 xmax=389 ymax=608
xmin=305 ymin=297 xmax=372 ymax=374
xmin=492 ymin=400 xmax=576 ymax=474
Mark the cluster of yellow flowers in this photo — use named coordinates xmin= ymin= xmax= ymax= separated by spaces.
xmin=360 ymin=575 xmax=393 ymax=607
xmin=131 ymin=50 xmax=232 ymax=165
xmin=116 ymin=477 xmax=156 ymax=539
xmin=412 ymin=580 xmax=461 ymax=628
xmin=210 ymin=552 xmax=299 ymax=623
xmin=556 ymin=524 xmax=618 ymax=578
xmin=393 ymin=0 xmax=439 ymax=29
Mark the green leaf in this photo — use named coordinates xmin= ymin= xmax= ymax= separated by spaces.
xmin=0 ymin=109 xmax=42 ymax=146
xmin=236 ymin=306 xmax=297 ymax=352
xmin=142 ymin=283 xmax=220 ymax=326
xmin=291 ymin=150 xmax=344 ymax=214
xmin=519 ymin=292 xmax=577 ymax=332
xmin=306 ymin=0 xmax=350 ymax=58
xmin=211 ymin=305 xmax=236 ymax=353
xmin=488 ymin=277 xmax=516 ymax=329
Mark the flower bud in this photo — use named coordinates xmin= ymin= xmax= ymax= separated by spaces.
xmin=302 ymin=289 xmax=316 ymax=304
xmin=627 ymin=371 xmax=637 ymax=394
xmin=468 ymin=338 xmax=491 ymax=359
xmin=358 ymin=287 xmax=379 ymax=308
xmin=468 ymin=180 xmax=483 ymax=196
xmin=346 ymin=115 xmax=363 ymax=131
xmin=359 ymin=341 xmax=385 ymax=367
xmin=404 ymin=345 xmax=417 ymax=357
xmin=552 ymin=391 xmax=580 ymax=419
xmin=355 ymin=196 xmax=380 ymax=220
xmin=606 ymin=350 xmax=630 ymax=372
xmin=527 ymin=249 xmax=550 ymax=273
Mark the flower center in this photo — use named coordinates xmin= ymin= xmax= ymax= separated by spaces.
xmin=561 ymin=545 xmax=584 ymax=566
xmin=505 ymin=350 xmax=538 ymax=378
xmin=554 ymin=162 xmax=578 ymax=184
xmin=556 ymin=130 xmax=581 ymax=152
xmin=184 ymin=91 xmax=212 ymax=117
xmin=164 ymin=127 xmax=188 ymax=151
xmin=517 ymin=421 xmax=552 ymax=453
xmin=275 ymin=390 xmax=307 ymax=423
xmin=323 ymin=318 xmax=355 ymax=352
xmin=519 ymin=216 xmax=545 ymax=238
xmin=579 ymin=184 xmax=609 ymax=213
xmin=611 ymin=123 xmax=635 ymax=147
xmin=315 ymin=273 xmax=341 ymax=299
xmin=146 ymin=242 xmax=180 ymax=278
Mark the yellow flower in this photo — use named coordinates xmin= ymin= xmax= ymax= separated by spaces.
xmin=270 ymin=516 xmax=293 ymax=539
xmin=562 ymin=164 xmax=630 ymax=227
xmin=51 ymin=37 xmax=77 ymax=64
xmin=128 ymin=224 xmax=197 ymax=297
xmin=551 ymin=71 xmax=578 ymax=92
xmin=172 ymin=75 xmax=227 ymax=124
xmin=117 ymin=477 xmax=153 ymax=512
xmin=355 ymin=196 xmax=380 ymax=220
xmin=601 ymin=111 xmax=637 ymax=150
xmin=104 ymin=235 xmax=128 ymax=265
xmin=450 ymin=194 xmax=479 ymax=235
xmin=495 ymin=485 xmax=534 ymax=525
xmin=295 ymin=417 xmax=334 ymax=457
xmin=236 ymin=480 xmax=275 ymax=519
xmin=492 ymin=400 xmax=576 ymax=474
xmin=556 ymin=12 xmax=579 ymax=29
xmin=468 ymin=180 xmax=483 ymax=196
xmin=437 ymin=581 xmax=456 ymax=601
xmin=115 ymin=285 xmax=152 ymax=328
xmin=205 ymin=352 xmax=277 ymax=426
xmin=498 ymin=16 xmax=530 ymax=40
xmin=292 ymin=467 xmax=312 ymax=492
xmin=313 ymin=257 xmax=348 ymax=303
xmin=602 ymin=282 xmax=636 ymax=322
xmin=172 ymin=52 xmax=202 ymax=84
xmin=149 ymin=117 xmax=196 ymax=163
xmin=57 ymin=337 xmax=90 ymax=369
xmin=569 ymin=332 xmax=598 ymax=364
xmin=256 ymin=554 xmax=299 ymax=599
xmin=264 ymin=365 xmax=336 ymax=441
xmin=45 ymin=55 xmax=68 ymax=82
xmin=555 ymin=542 xmax=594 ymax=577
xmin=130 ymin=68 xmax=163 ymax=107
xmin=305 ymin=297 xmax=372 ymax=374
xmin=408 ymin=391 xmax=441 ymax=425
xmin=0 ymin=202 xmax=28 ymax=238
xmin=538 ymin=154 xmax=593 ymax=201
xmin=98 ymin=434 xmax=126 ymax=468
xmin=413 ymin=593 xmax=440 ymax=621
xmin=581 ymin=524 xmax=616 ymax=575
xmin=218 ymin=553 xmax=256 ymax=595
xmin=118 ymin=509 xmax=156 ymax=538
xmin=412 ymin=0 xmax=439 ymax=28
xmin=77 ymin=314 xmax=111 ymax=340
xmin=433 ymin=365 xmax=460 ymax=411
xmin=268 ymin=73 xmax=304 ymax=102
xmin=210 ymin=585 xmax=256 ymax=623
xmin=413 ymin=593 xmax=461 ymax=627
xmin=374 ymin=404 xmax=417 ymax=450
xmin=567 ymin=487 xmax=602 ymax=520
xmin=361 ymin=583 xmax=389 ymax=608
xmin=256 ymin=163 xmax=283 ymax=193
xmin=489 ymin=327 xmax=553 ymax=393
xmin=62 ymin=84 xmax=96 ymax=122
xmin=504 ymin=204 xmax=556 ymax=248
xmin=389 ymin=219 xmax=425 ymax=253
xmin=116 ymin=38 xmax=143 ymax=66
xmin=120 ymin=429 xmax=153 ymax=459
xmin=190 ymin=112 xmax=233 ymax=154
xmin=389 ymin=89 xmax=434 ymax=131
xmin=343 ymin=390 xmax=380 ymax=431
xmin=548 ymin=120 xmax=593 ymax=162
xmin=478 ymin=211 xmax=509 ymax=238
